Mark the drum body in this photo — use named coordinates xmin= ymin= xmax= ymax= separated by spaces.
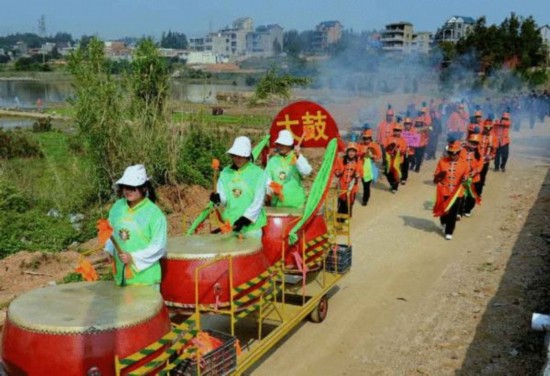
xmin=161 ymin=234 xmax=269 ymax=309
xmin=262 ymin=207 xmax=329 ymax=270
xmin=1 ymin=282 xmax=170 ymax=376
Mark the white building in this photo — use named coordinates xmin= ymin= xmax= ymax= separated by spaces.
xmin=434 ymin=16 xmax=475 ymax=43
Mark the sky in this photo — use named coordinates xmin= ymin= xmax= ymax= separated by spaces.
xmin=1 ymin=0 xmax=549 ymax=40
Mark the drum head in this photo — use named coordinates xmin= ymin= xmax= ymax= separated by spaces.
xmin=167 ymin=233 xmax=262 ymax=260
xmin=7 ymin=281 xmax=164 ymax=334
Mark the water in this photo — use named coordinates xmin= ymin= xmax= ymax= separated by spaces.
xmin=0 ymin=118 xmax=35 ymax=129
xmin=0 ymin=79 xmax=251 ymax=106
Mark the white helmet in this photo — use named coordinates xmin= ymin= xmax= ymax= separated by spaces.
xmin=227 ymin=136 xmax=252 ymax=157
xmin=275 ymin=130 xmax=295 ymax=146
xmin=115 ymin=164 xmax=149 ymax=187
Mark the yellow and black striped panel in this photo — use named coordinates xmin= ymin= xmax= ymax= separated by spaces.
xmin=232 ymin=260 xmax=283 ymax=295
xmin=305 ymin=233 xmax=329 ymax=248
xmin=116 ymin=315 xmax=198 ymax=374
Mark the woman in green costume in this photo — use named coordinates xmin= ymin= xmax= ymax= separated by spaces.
xmin=265 ymin=130 xmax=312 ymax=208
xmin=104 ymin=164 xmax=167 ymax=287
xmin=210 ymin=136 xmax=267 ymax=238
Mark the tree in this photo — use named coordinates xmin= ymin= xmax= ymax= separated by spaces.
xmin=160 ymin=31 xmax=188 ymax=49
xmin=283 ymin=30 xmax=302 ymax=57
xmin=251 ymin=66 xmax=310 ymax=104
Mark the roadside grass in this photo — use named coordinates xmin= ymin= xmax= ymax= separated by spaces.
xmin=172 ymin=111 xmax=270 ymax=128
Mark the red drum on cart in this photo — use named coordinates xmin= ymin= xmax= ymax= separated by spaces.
xmin=161 ymin=234 xmax=270 ymax=310
xmin=1 ymin=281 xmax=170 ymax=376
xmin=262 ymin=207 xmax=329 ymax=270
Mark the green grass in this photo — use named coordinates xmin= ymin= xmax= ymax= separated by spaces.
xmin=3 ymin=131 xmax=96 ymax=212
xmin=172 ymin=112 xmax=271 ymax=128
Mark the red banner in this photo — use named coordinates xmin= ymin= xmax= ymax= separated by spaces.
xmin=270 ymin=101 xmax=342 ymax=149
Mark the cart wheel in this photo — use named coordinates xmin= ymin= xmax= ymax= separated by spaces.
xmin=309 ymin=295 xmax=328 ymax=323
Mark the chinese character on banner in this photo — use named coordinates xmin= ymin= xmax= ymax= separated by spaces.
xmin=270 ymin=100 xmax=341 ymax=149
xmin=301 ymin=110 xmax=328 ymax=141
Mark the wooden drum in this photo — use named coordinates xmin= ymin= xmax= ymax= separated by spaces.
xmin=161 ymin=234 xmax=269 ymax=309
xmin=262 ymin=206 xmax=329 ymax=270
xmin=1 ymin=282 xmax=171 ymax=376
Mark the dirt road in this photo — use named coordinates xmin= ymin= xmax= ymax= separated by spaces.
xmin=252 ymin=122 xmax=550 ymax=375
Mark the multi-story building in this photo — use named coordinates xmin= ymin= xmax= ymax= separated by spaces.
xmin=312 ymin=21 xmax=343 ymax=52
xmin=434 ymin=16 xmax=475 ymax=44
xmin=412 ymin=31 xmax=433 ymax=53
xmin=246 ymin=24 xmax=284 ymax=56
xmin=189 ymin=17 xmax=255 ymax=61
xmin=381 ymin=22 xmax=414 ymax=52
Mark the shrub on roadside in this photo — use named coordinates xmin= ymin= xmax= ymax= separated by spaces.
xmin=32 ymin=117 xmax=53 ymax=132
xmin=0 ymin=129 xmax=43 ymax=159
xmin=0 ymin=209 xmax=81 ymax=258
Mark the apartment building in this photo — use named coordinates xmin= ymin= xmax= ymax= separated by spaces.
xmin=312 ymin=21 xmax=343 ymax=52
xmin=246 ymin=24 xmax=284 ymax=56
xmin=380 ymin=22 xmax=414 ymax=52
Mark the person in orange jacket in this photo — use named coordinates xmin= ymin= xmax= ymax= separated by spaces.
xmin=478 ymin=119 xmax=496 ymax=195
xmin=493 ymin=111 xmax=511 ymax=172
xmin=410 ymin=115 xmax=430 ymax=173
xmin=359 ymin=128 xmax=382 ymax=206
xmin=384 ymin=123 xmax=408 ymax=193
xmin=376 ymin=105 xmax=396 ymax=147
xmin=433 ymin=140 xmax=469 ymax=240
xmin=334 ymin=142 xmax=363 ymax=219
xmin=460 ymin=133 xmax=483 ymax=217
xmin=401 ymin=117 xmax=416 ymax=185
xmin=446 ymin=103 xmax=469 ymax=140
xmin=467 ymin=109 xmax=484 ymax=137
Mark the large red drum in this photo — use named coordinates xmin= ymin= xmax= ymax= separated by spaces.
xmin=262 ymin=207 xmax=329 ymax=270
xmin=1 ymin=282 xmax=171 ymax=376
xmin=161 ymin=234 xmax=269 ymax=309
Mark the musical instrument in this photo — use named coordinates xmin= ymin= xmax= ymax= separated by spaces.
xmin=161 ymin=234 xmax=269 ymax=310
xmin=1 ymin=282 xmax=170 ymax=376
xmin=262 ymin=207 xmax=329 ymax=271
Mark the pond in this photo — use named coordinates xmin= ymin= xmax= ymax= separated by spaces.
xmin=0 ymin=79 xmax=252 ymax=106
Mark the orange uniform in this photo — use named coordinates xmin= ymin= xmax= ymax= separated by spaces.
xmin=494 ymin=120 xmax=511 ymax=147
xmin=384 ymin=135 xmax=408 ymax=159
xmin=479 ymin=132 xmax=496 ymax=162
xmin=447 ymin=110 xmax=469 ymax=134
xmin=334 ymin=156 xmax=363 ymax=196
xmin=434 ymin=156 xmax=469 ymax=198
xmin=359 ymin=142 xmax=382 ymax=162
xmin=460 ymin=146 xmax=483 ymax=183
xmin=376 ymin=120 xmax=395 ymax=145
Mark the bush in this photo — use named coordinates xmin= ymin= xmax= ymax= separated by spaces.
xmin=32 ymin=117 xmax=53 ymax=132
xmin=0 ymin=209 xmax=82 ymax=258
xmin=0 ymin=129 xmax=43 ymax=159
xmin=0 ymin=181 xmax=30 ymax=212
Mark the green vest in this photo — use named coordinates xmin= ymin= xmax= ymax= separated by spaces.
xmin=266 ymin=153 xmax=306 ymax=208
xmin=220 ymin=162 xmax=267 ymax=233
xmin=108 ymin=198 xmax=166 ymax=286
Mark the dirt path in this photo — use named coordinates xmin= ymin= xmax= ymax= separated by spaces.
xmin=252 ymin=123 xmax=550 ymax=375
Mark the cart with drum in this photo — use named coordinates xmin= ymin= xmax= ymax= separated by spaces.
xmin=0 ymin=101 xmax=353 ymax=376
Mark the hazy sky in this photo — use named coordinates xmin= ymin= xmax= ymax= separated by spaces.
xmin=1 ymin=0 xmax=549 ymax=39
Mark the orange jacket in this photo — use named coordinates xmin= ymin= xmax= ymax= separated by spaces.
xmin=334 ymin=156 xmax=363 ymax=195
xmin=434 ymin=157 xmax=469 ymax=197
xmin=479 ymin=132 xmax=496 ymax=162
xmin=384 ymin=135 xmax=408 ymax=164
xmin=460 ymin=147 xmax=483 ymax=183
xmin=359 ymin=141 xmax=382 ymax=162
xmin=493 ymin=121 xmax=511 ymax=146
xmin=446 ymin=111 xmax=469 ymax=133
xmin=376 ymin=120 xmax=395 ymax=145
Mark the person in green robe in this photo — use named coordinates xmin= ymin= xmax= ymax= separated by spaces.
xmin=265 ymin=130 xmax=312 ymax=208
xmin=210 ymin=136 xmax=267 ymax=238
xmin=104 ymin=164 xmax=167 ymax=287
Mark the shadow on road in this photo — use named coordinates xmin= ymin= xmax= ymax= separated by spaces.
xmin=457 ymin=168 xmax=550 ymax=375
xmin=399 ymin=215 xmax=441 ymax=234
